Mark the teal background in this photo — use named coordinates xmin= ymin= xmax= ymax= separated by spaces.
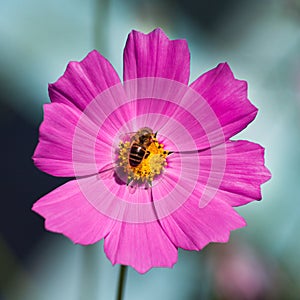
xmin=1 ymin=0 xmax=299 ymax=299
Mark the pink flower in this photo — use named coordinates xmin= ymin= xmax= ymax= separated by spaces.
xmin=32 ymin=28 xmax=271 ymax=273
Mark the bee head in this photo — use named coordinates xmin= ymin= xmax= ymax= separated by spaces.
xmin=139 ymin=134 xmax=151 ymax=145
xmin=138 ymin=127 xmax=153 ymax=136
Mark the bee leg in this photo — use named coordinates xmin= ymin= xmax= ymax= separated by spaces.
xmin=154 ymin=131 xmax=158 ymax=138
xmin=126 ymin=177 xmax=133 ymax=186
xmin=145 ymin=150 xmax=151 ymax=159
xmin=145 ymin=180 xmax=152 ymax=190
xmin=163 ymin=150 xmax=173 ymax=156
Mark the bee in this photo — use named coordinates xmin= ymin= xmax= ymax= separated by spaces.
xmin=128 ymin=127 xmax=155 ymax=167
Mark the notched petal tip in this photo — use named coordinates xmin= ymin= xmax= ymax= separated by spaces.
xmin=245 ymin=141 xmax=272 ymax=185
xmin=190 ymin=62 xmax=259 ymax=141
xmin=158 ymin=196 xmax=248 ymax=252
xmin=32 ymin=178 xmax=115 ymax=246
xmin=48 ymin=50 xmax=121 ymax=110
xmin=31 ymin=103 xmax=80 ymax=177
xmin=210 ymin=140 xmax=272 ymax=206
xmin=48 ymin=50 xmax=100 ymax=87
xmin=123 ymin=27 xmax=190 ymax=84
xmin=128 ymin=28 xmax=168 ymax=39
xmin=31 ymin=201 xmax=40 ymax=213
xmin=103 ymin=221 xmax=178 ymax=274
xmin=105 ymin=255 xmax=178 ymax=274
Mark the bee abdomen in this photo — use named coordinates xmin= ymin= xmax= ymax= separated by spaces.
xmin=129 ymin=145 xmax=146 ymax=167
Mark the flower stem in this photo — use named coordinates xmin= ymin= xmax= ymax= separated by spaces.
xmin=116 ymin=265 xmax=128 ymax=300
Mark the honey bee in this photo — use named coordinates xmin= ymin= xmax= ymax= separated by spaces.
xmin=128 ymin=127 xmax=155 ymax=167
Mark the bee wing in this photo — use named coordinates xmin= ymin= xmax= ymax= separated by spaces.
xmin=119 ymin=131 xmax=138 ymax=142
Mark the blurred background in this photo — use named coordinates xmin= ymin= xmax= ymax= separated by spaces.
xmin=1 ymin=0 xmax=300 ymax=299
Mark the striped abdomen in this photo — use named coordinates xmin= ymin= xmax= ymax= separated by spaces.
xmin=129 ymin=143 xmax=148 ymax=167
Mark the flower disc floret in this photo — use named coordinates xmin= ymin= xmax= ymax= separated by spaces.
xmin=117 ymin=132 xmax=170 ymax=185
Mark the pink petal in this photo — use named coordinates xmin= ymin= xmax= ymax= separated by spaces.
xmin=199 ymin=140 xmax=271 ymax=206
xmin=111 ymin=96 xmax=219 ymax=152
xmin=121 ymin=78 xmax=227 ymax=151
xmin=150 ymin=152 xmax=200 ymax=219
xmin=32 ymin=178 xmax=115 ymax=245
xmin=32 ymin=172 xmax=179 ymax=273
xmin=49 ymin=50 xmax=121 ymax=111
xmin=190 ymin=63 xmax=258 ymax=141
xmin=104 ymin=220 xmax=177 ymax=274
xmin=33 ymin=103 xmax=113 ymax=177
xmin=158 ymin=195 xmax=246 ymax=251
xmin=123 ymin=28 xmax=190 ymax=84
xmin=77 ymin=172 xmax=168 ymax=224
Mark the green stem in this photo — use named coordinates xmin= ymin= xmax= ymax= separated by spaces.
xmin=116 ymin=265 xmax=128 ymax=300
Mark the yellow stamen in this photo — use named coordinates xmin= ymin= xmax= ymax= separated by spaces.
xmin=117 ymin=136 xmax=170 ymax=185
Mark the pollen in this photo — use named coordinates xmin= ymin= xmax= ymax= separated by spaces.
xmin=117 ymin=136 xmax=170 ymax=185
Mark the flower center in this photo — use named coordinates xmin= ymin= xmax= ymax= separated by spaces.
xmin=117 ymin=128 xmax=170 ymax=186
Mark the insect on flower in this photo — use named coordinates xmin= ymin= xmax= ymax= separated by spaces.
xmin=32 ymin=28 xmax=271 ymax=273
xmin=116 ymin=127 xmax=172 ymax=192
xmin=128 ymin=128 xmax=154 ymax=168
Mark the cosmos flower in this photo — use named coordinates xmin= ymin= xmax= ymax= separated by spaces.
xmin=32 ymin=28 xmax=271 ymax=273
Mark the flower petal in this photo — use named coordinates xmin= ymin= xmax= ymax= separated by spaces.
xmin=49 ymin=50 xmax=121 ymax=111
xmin=198 ymin=140 xmax=271 ymax=206
xmin=190 ymin=63 xmax=258 ymax=141
xmin=33 ymin=103 xmax=112 ymax=177
xmin=104 ymin=221 xmax=177 ymax=273
xmin=123 ymin=28 xmax=190 ymax=84
xmin=32 ymin=178 xmax=115 ymax=245
xmin=157 ymin=195 xmax=246 ymax=251
xmin=121 ymin=78 xmax=227 ymax=151
xmin=112 ymin=96 xmax=216 ymax=152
